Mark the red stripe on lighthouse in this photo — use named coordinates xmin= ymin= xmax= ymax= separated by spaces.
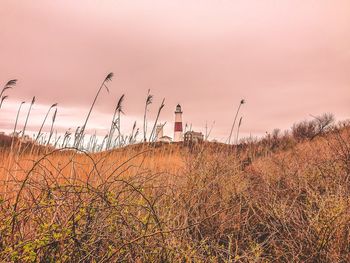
xmin=174 ymin=122 xmax=183 ymax=132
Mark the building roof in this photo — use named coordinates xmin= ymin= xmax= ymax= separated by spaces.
xmin=185 ymin=131 xmax=203 ymax=136
xmin=158 ymin=135 xmax=172 ymax=142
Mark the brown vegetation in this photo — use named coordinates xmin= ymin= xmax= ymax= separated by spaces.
xmin=1 ymin=76 xmax=349 ymax=261
xmin=0 ymin=121 xmax=349 ymax=262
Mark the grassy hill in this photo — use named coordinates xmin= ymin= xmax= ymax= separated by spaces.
xmin=0 ymin=124 xmax=349 ymax=262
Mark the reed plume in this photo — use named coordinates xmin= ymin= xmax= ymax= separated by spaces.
xmin=0 ymin=79 xmax=17 ymax=98
xmin=0 ymin=87 xmax=11 ymax=99
xmin=4 ymin=79 xmax=17 ymax=88
xmin=0 ymin=79 xmax=17 ymax=110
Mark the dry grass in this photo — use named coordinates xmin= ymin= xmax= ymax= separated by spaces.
xmin=0 ymin=126 xmax=349 ymax=262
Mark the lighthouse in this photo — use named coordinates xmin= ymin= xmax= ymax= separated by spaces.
xmin=174 ymin=104 xmax=183 ymax=142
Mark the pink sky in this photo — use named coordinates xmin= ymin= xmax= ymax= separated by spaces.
xmin=0 ymin=0 xmax=349 ymax=141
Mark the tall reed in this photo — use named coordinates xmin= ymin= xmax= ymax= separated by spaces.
xmin=61 ymin=130 xmax=72 ymax=148
xmin=0 ymin=95 xmax=8 ymax=109
xmin=128 ymin=121 xmax=138 ymax=144
xmin=46 ymin=108 xmax=57 ymax=146
xmin=205 ymin=121 xmax=215 ymax=141
xmin=228 ymin=99 xmax=245 ymax=144
xmin=22 ymin=96 xmax=35 ymax=138
xmin=107 ymin=94 xmax=125 ymax=150
xmin=35 ymin=103 xmax=57 ymax=142
xmin=76 ymin=72 xmax=113 ymax=148
xmin=143 ymin=89 xmax=153 ymax=142
xmin=149 ymin=98 xmax=165 ymax=142
xmin=10 ymin=101 xmax=25 ymax=152
xmin=235 ymin=116 xmax=243 ymax=144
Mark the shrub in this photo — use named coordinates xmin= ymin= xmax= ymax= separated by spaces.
xmin=292 ymin=113 xmax=334 ymax=142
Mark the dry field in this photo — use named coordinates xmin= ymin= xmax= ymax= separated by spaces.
xmin=0 ymin=124 xmax=350 ymax=262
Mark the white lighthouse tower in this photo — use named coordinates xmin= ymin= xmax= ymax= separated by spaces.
xmin=174 ymin=104 xmax=183 ymax=142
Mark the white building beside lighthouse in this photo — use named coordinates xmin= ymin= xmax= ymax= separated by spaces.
xmin=174 ymin=104 xmax=183 ymax=142
xmin=155 ymin=123 xmax=172 ymax=143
